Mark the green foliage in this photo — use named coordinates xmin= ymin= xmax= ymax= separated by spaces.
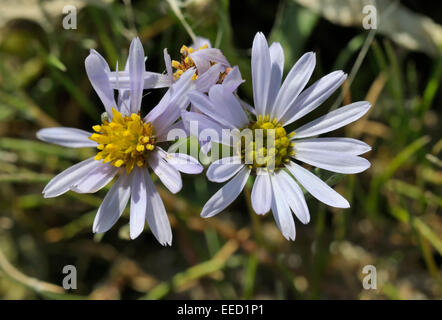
xmin=0 ymin=0 xmax=440 ymax=300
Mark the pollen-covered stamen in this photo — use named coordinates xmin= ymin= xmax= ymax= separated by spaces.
xmin=89 ymin=108 xmax=155 ymax=174
xmin=236 ymin=115 xmax=295 ymax=171
xmin=171 ymin=44 xmax=209 ymax=81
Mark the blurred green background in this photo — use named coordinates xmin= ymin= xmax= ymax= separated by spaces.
xmin=0 ymin=0 xmax=441 ymax=299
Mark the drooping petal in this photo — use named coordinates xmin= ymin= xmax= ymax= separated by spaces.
xmin=266 ymin=42 xmax=284 ymax=115
xmin=251 ymin=169 xmax=272 ymax=215
xmin=148 ymin=151 xmax=182 ymax=194
xmin=274 ymin=170 xmax=310 ymax=224
xmin=206 ymin=156 xmax=244 ymax=183
xmin=72 ymin=163 xmax=119 ymax=193
xmin=270 ymin=173 xmax=296 ymax=241
xmin=157 ymin=147 xmax=203 ymax=174
xmin=128 ymin=37 xmax=145 ymax=114
xmin=280 ymin=70 xmax=347 ymax=126
xmin=272 ymin=52 xmax=316 ymax=120
xmin=294 ymin=149 xmax=371 ymax=174
xmin=36 ymin=127 xmax=97 ymax=148
xmin=201 ymin=166 xmax=251 ymax=218
xmin=294 ymin=137 xmax=371 ymax=155
xmin=85 ymin=51 xmax=116 ymax=116
xmin=144 ymin=170 xmax=172 ymax=246
xmin=92 ymin=173 xmax=131 ymax=233
xmin=285 ymin=161 xmax=349 ymax=208
xmin=130 ymin=167 xmax=147 ymax=239
xmin=292 ymin=101 xmax=371 ymax=139
xmin=43 ymin=157 xmax=100 ymax=198
xmin=251 ymin=32 xmax=271 ymax=116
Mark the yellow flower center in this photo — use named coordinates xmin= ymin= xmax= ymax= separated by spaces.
xmin=89 ymin=108 xmax=155 ymax=174
xmin=235 ymin=115 xmax=295 ymax=171
xmin=172 ymin=44 xmax=209 ymax=81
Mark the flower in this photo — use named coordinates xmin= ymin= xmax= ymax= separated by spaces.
xmin=163 ymin=36 xmax=237 ymax=91
xmin=185 ymin=32 xmax=371 ymax=240
xmin=163 ymin=37 xmax=244 ymax=154
xmin=37 ymin=38 xmax=203 ymax=244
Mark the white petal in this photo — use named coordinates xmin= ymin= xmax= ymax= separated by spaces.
xmin=93 ymin=173 xmax=131 ymax=233
xmin=129 ymin=167 xmax=147 ymax=239
xmin=200 ymin=139 xmax=212 ymax=155
xmin=239 ymin=98 xmax=256 ymax=116
xmin=285 ymin=161 xmax=349 ymax=208
xmin=270 ymin=174 xmax=296 ymax=241
xmin=251 ymin=170 xmax=271 ymax=215
xmin=143 ymin=72 xmax=173 ymax=89
xmin=37 ymin=127 xmax=97 ymax=148
xmin=43 ymin=157 xmax=99 ymax=198
xmin=294 ymin=149 xmax=371 ymax=174
xmin=206 ymin=156 xmax=244 ymax=183
xmin=272 ymin=52 xmax=316 ymax=120
xmin=128 ymin=37 xmax=145 ymax=114
xmin=148 ymin=151 xmax=182 ymax=194
xmin=281 ymin=70 xmax=347 ymax=125
xmin=108 ymin=71 xmax=171 ymax=90
xmin=208 ymin=85 xmax=249 ymax=129
xmin=194 ymin=63 xmax=224 ymax=93
xmin=72 ymin=163 xmax=118 ymax=193
xmin=144 ymin=170 xmax=172 ymax=246
xmin=191 ymin=36 xmax=212 ymax=49
xmin=89 ymin=49 xmax=111 ymax=72
xmin=117 ymin=89 xmax=131 ymax=115
xmin=251 ymin=32 xmax=271 ymax=116
xmin=157 ymin=147 xmax=203 ymax=174
xmin=266 ymin=42 xmax=284 ymax=115
xmin=222 ymin=66 xmax=244 ymax=92
xmin=188 ymin=90 xmax=238 ymax=129
xmin=181 ymin=112 xmax=229 ymax=145
xmin=163 ymin=48 xmax=174 ymax=83
xmin=85 ymin=51 xmax=116 ymax=116
xmin=201 ymin=166 xmax=250 ymax=218
xmin=155 ymin=120 xmax=186 ymax=143
xmin=190 ymin=48 xmax=230 ymax=74
xmin=146 ymin=69 xmax=195 ymax=133
xmin=294 ymin=137 xmax=371 ymax=155
xmin=293 ymin=101 xmax=371 ymax=139
xmin=274 ymin=170 xmax=310 ymax=224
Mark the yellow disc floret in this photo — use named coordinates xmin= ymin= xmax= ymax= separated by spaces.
xmin=172 ymin=44 xmax=209 ymax=81
xmin=236 ymin=115 xmax=295 ymax=171
xmin=89 ymin=108 xmax=155 ymax=174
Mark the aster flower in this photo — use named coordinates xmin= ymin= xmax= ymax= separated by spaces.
xmin=37 ymin=38 xmax=203 ymax=244
xmin=185 ymin=32 xmax=371 ymax=240
xmin=163 ymin=36 xmax=244 ymax=154
xmin=163 ymin=36 xmax=237 ymax=91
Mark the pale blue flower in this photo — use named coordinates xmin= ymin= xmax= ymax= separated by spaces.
xmin=37 ymin=38 xmax=203 ymax=244
xmin=185 ymin=32 xmax=371 ymax=241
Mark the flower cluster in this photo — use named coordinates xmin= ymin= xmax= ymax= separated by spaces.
xmin=37 ymin=32 xmax=371 ymax=245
